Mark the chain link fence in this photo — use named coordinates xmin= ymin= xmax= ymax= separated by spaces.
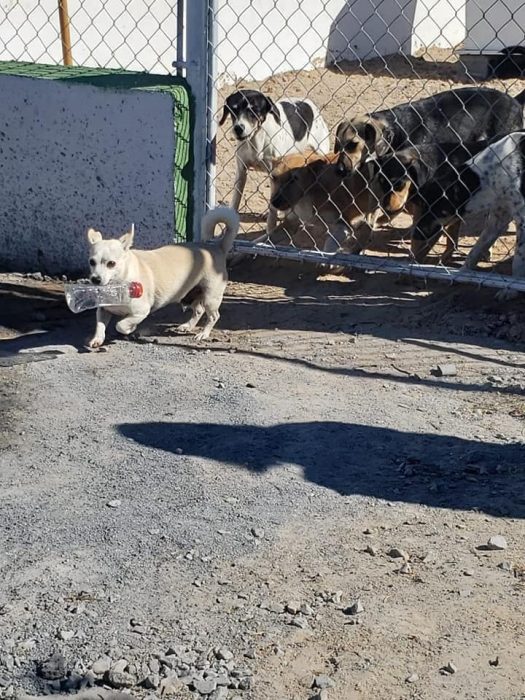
xmin=0 ymin=0 xmax=179 ymax=73
xmin=211 ymin=0 xmax=525 ymax=294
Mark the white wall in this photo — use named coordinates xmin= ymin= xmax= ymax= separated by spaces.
xmin=0 ymin=0 xmax=466 ymax=83
xmin=215 ymin=0 xmax=344 ymax=83
xmin=0 ymin=75 xmax=178 ymax=273
xmin=0 ymin=0 xmax=177 ymax=73
xmin=463 ymin=0 xmax=525 ymax=53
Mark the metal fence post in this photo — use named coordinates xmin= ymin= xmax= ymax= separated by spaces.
xmin=183 ymin=0 xmax=216 ymax=240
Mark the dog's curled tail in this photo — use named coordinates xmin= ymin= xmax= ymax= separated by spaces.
xmin=201 ymin=206 xmax=240 ymax=254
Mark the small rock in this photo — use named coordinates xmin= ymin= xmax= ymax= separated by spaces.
xmin=215 ymin=648 xmax=234 ymax=662
xmin=285 ymin=601 xmax=301 ymax=614
xmin=498 ymin=560 xmax=513 ymax=571
xmin=300 ymin=603 xmax=314 ymax=616
xmin=92 ymin=656 xmax=112 ymax=675
xmin=440 ymin=661 xmax=457 ymax=675
xmin=406 ymin=673 xmax=419 ymax=683
xmin=193 ymin=677 xmax=218 ymax=694
xmin=237 ymin=678 xmax=252 ymax=691
xmin=57 ymin=630 xmax=74 ymax=641
xmin=107 ymin=499 xmax=122 ymax=509
xmin=486 ymin=536 xmax=508 ymax=551
xmin=398 ymin=562 xmax=412 ymax=574
xmin=290 ymin=615 xmax=308 ymax=629
xmin=387 ymin=547 xmax=409 ymax=560
xmin=251 ymin=527 xmax=264 ymax=538
xmin=313 ymin=675 xmax=335 ymax=689
xmin=141 ymin=674 xmax=160 ymax=690
xmin=489 ymin=656 xmax=499 ymax=667
xmin=463 ymin=569 xmax=475 ymax=577
xmin=343 ymin=600 xmax=364 ymax=615
xmin=329 ymin=591 xmax=343 ymax=605
xmin=435 ymin=363 xmax=457 ymax=377
xmin=106 ymin=669 xmax=135 ymax=688
xmin=38 ymin=652 xmax=66 ymax=680
xmin=175 ymin=448 xmax=183 ymax=455
xmin=310 ymin=692 xmax=329 ymax=700
xmin=216 ymin=382 xmax=225 ymax=389
xmin=210 ymin=687 xmax=229 ymax=700
xmin=364 ymin=545 xmax=377 ymax=556
xmin=245 ymin=382 xmax=256 ymax=389
xmin=159 ymin=674 xmax=183 ymax=696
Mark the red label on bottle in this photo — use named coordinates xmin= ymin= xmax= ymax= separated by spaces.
xmin=128 ymin=281 xmax=143 ymax=298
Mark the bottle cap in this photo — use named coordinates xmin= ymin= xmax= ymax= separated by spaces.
xmin=128 ymin=281 xmax=143 ymax=298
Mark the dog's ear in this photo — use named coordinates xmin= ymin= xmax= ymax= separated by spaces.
xmin=87 ymin=227 xmax=102 ymax=244
xmin=119 ymin=224 xmax=134 ymax=251
xmin=218 ymin=104 xmax=230 ymax=126
xmin=334 ymin=122 xmax=349 ymax=152
xmin=363 ymin=121 xmax=389 ymax=156
xmin=266 ymin=96 xmax=281 ymax=125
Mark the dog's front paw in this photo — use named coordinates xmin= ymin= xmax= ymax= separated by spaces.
xmin=178 ymin=322 xmax=193 ymax=333
xmin=194 ymin=330 xmax=211 ymax=341
xmin=88 ymin=336 xmax=104 ymax=349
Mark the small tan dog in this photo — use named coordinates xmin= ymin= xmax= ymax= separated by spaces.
xmin=270 ymin=150 xmax=378 ymax=253
xmin=86 ymin=206 xmax=239 ymax=347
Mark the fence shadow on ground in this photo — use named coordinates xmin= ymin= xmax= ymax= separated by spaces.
xmin=117 ymin=420 xmax=525 ymax=519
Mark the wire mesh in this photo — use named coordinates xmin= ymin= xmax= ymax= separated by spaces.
xmin=212 ymin=0 xmax=525 ymax=295
xmin=0 ymin=0 xmax=177 ymax=73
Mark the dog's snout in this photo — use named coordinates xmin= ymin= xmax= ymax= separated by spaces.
xmin=335 ymin=161 xmax=347 ymax=177
xmin=91 ymin=275 xmax=102 ymax=285
xmin=233 ymin=124 xmax=244 ymax=138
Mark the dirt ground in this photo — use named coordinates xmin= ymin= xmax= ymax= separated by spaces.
xmin=216 ymin=49 xmax=525 ymax=265
xmin=1 ymin=258 xmax=525 ymax=700
xmin=1 ymin=49 xmax=525 ymax=700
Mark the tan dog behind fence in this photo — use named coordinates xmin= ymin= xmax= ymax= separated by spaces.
xmin=269 ymin=150 xmax=379 ymax=255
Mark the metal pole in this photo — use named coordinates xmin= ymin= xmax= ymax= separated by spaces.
xmin=184 ymin=0 xmax=209 ymax=239
xmin=175 ymin=0 xmax=184 ymax=77
xmin=58 ymin=0 xmax=73 ymax=66
xmin=206 ymin=0 xmax=218 ymax=208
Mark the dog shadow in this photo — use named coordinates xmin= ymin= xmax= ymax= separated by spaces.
xmin=117 ymin=420 xmax=525 ymax=518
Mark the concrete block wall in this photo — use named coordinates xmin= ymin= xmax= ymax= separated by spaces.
xmin=0 ymin=63 xmax=191 ymax=274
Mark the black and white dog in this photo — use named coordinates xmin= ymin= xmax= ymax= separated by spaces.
xmin=219 ymin=89 xmax=330 ymax=233
xmin=335 ymin=87 xmax=525 ymax=175
xmin=411 ymin=131 xmax=525 ymax=291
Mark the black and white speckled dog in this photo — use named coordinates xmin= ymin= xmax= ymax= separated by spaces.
xmin=410 ymin=130 xmax=525 ymax=289
xmin=334 ymin=87 xmax=525 ymax=175
xmin=219 ymin=89 xmax=330 ymax=233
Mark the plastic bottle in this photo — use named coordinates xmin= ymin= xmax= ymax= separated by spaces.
xmin=64 ymin=280 xmax=144 ymax=314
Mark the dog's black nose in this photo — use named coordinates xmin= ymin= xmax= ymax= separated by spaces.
xmin=91 ymin=275 xmax=101 ymax=285
xmin=233 ymin=124 xmax=244 ymax=138
xmin=335 ymin=162 xmax=347 ymax=177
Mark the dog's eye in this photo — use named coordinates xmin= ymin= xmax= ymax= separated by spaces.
xmin=394 ymin=181 xmax=407 ymax=192
xmin=345 ymin=141 xmax=358 ymax=152
xmin=107 ymin=260 xmax=116 ymax=268
xmin=89 ymin=258 xmax=96 ymax=266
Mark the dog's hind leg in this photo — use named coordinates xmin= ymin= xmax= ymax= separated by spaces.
xmin=88 ymin=307 xmax=112 ymax=348
xmin=194 ymin=285 xmax=226 ymax=341
xmin=462 ymin=213 xmax=511 ymax=270
xmin=179 ymin=301 xmax=205 ymax=333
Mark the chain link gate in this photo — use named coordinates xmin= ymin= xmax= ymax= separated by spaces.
xmin=205 ymin=0 xmax=525 ymax=295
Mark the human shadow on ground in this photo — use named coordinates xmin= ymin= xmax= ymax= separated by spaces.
xmin=118 ymin=420 xmax=525 ymax=519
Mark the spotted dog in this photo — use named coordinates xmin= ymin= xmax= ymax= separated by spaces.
xmin=410 ymin=131 xmax=525 ymax=287
xmin=269 ymin=151 xmax=378 ymax=254
xmin=370 ymin=141 xmax=490 ymax=262
xmin=334 ymin=87 xmax=525 ymax=175
xmin=219 ymin=89 xmax=330 ymax=234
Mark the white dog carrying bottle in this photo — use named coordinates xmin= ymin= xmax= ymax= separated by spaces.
xmin=64 ymin=281 xmax=143 ymax=313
